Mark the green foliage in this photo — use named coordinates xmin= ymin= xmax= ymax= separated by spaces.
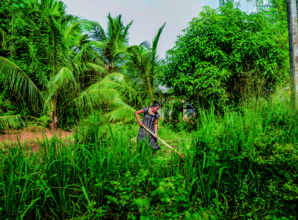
xmin=162 ymin=100 xmax=196 ymax=132
xmin=171 ymin=100 xmax=183 ymax=121
xmin=1 ymin=1 xmax=298 ymax=218
xmin=36 ymin=115 xmax=51 ymax=127
xmin=0 ymin=85 xmax=32 ymax=116
xmin=0 ymin=85 xmax=29 ymax=130
xmin=1 ymin=95 xmax=298 ymax=219
xmin=189 ymin=94 xmax=298 ymax=219
xmin=163 ymin=102 xmax=172 ymax=121
xmin=0 ymin=1 xmax=167 ymax=127
xmin=102 ymin=170 xmax=220 ymax=219
xmin=0 ymin=0 xmax=110 ymax=129
xmin=89 ymin=13 xmax=133 ymax=73
xmin=122 ymin=22 xmax=166 ymax=103
xmin=161 ymin=4 xmax=289 ymax=112
xmin=73 ymin=111 xmax=111 ymax=145
xmin=162 ymin=100 xmax=182 ymax=122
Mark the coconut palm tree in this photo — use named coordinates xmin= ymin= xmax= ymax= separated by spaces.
xmin=88 ymin=13 xmax=133 ymax=73
xmin=123 ymin=22 xmax=166 ymax=103
xmin=82 ymin=23 xmax=166 ymax=122
xmin=0 ymin=0 xmax=106 ymax=130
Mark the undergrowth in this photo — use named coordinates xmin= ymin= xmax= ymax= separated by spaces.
xmin=0 ymin=92 xmax=298 ymax=219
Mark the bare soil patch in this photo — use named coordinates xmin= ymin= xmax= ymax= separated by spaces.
xmin=0 ymin=127 xmax=73 ymax=153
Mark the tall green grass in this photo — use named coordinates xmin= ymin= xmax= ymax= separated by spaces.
xmin=1 ymin=93 xmax=298 ymax=219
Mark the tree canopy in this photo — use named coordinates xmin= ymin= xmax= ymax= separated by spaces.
xmin=160 ymin=3 xmax=289 ymax=111
xmin=0 ymin=0 xmax=167 ymax=129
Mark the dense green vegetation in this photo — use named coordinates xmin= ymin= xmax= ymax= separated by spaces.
xmin=0 ymin=0 xmax=166 ymax=130
xmin=0 ymin=0 xmax=291 ymax=128
xmin=1 ymin=94 xmax=298 ymax=219
xmin=161 ymin=4 xmax=289 ymax=111
xmin=1 ymin=0 xmax=298 ymax=219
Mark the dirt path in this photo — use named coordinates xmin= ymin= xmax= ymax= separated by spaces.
xmin=0 ymin=127 xmax=73 ymax=153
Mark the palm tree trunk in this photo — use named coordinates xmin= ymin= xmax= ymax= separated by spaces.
xmin=287 ymin=0 xmax=298 ymax=110
xmin=50 ymin=97 xmax=58 ymax=130
xmin=11 ymin=14 xmax=13 ymax=57
xmin=50 ymin=32 xmax=58 ymax=130
xmin=146 ymin=75 xmax=154 ymax=102
xmin=182 ymin=100 xmax=184 ymax=121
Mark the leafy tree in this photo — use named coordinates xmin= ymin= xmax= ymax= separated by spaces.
xmin=161 ymin=4 xmax=288 ymax=112
xmin=219 ymin=0 xmax=241 ymax=7
xmin=252 ymin=0 xmax=298 ymax=109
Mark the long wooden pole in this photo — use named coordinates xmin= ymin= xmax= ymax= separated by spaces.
xmin=142 ymin=125 xmax=185 ymax=159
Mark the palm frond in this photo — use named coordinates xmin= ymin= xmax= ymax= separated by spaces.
xmin=50 ymin=67 xmax=80 ymax=92
xmin=0 ymin=115 xmax=25 ymax=130
xmin=97 ymin=72 xmax=137 ymax=95
xmin=87 ymin=63 xmax=107 ymax=75
xmin=63 ymin=20 xmax=85 ymax=39
xmin=140 ymin=41 xmax=151 ymax=49
xmin=73 ymin=41 xmax=106 ymax=63
xmin=152 ymin=22 xmax=166 ymax=51
xmin=0 ymin=57 xmax=44 ymax=109
xmin=29 ymin=8 xmax=67 ymax=52
xmin=40 ymin=0 xmax=67 ymax=18
xmin=88 ymin=21 xmax=107 ymax=41
xmin=0 ymin=28 xmax=6 ymax=47
xmin=105 ymin=98 xmax=136 ymax=122
xmin=151 ymin=22 xmax=166 ymax=72
xmin=122 ymin=20 xmax=134 ymax=44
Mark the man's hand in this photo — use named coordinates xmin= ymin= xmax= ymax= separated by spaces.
xmin=155 ymin=134 xmax=158 ymax=139
xmin=139 ymin=121 xmax=143 ymax=127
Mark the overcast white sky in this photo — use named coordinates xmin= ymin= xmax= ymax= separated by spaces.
xmin=63 ymin=0 xmax=257 ymax=59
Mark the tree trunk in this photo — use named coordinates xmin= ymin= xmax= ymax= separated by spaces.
xmin=11 ymin=14 xmax=13 ymax=57
xmin=181 ymin=100 xmax=184 ymax=121
xmin=50 ymin=98 xmax=58 ymax=131
xmin=287 ymin=0 xmax=298 ymax=110
xmin=50 ymin=31 xmax=58 ymax=131
xmin=146 ymin=75 xmax=154 ymax=103
xmin=105 ymin=63 xmax=110 ymax=72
